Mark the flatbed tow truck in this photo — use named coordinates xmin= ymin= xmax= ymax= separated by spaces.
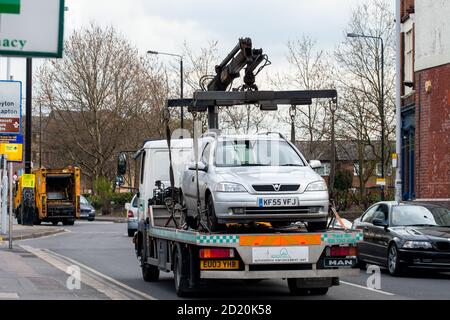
xmin=128 ymin=38 xmax=363 ymax=297
xmin=136 ymin=205 xmax=362 ymax=296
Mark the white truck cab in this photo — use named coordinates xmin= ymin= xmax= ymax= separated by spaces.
xmin=134 ymin=139 xmax=193 ymax=220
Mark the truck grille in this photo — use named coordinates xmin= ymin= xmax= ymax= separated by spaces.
xmin=243 ymin=206 xmax=322 ymax=215
xmin=252 ymin=184 xmax=300 ymax=192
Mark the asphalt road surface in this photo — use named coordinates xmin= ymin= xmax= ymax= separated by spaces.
xmin=18 ymin=221 xmax=450 ymax=300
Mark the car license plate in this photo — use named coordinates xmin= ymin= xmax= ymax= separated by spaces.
xmin=257 ymin=197 xmax=299 ymax=207
xmin=200 ymin=260 xmax=239 ymax=270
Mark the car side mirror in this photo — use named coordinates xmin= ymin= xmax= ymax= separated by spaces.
xmin=188 ymin=162 xmax=208 ymax=172
xmin=309 ymin=160 xmax=322 ymax=169
xmin=117 ymin=153 xmax=127 ymax=176
xmin=373 ymin=218 xmax=388 ymax=228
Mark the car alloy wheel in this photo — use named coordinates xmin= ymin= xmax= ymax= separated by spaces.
xmin=388 ymin=244 xmax=402 ymax=276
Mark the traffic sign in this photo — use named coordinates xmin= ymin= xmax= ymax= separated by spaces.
xmin=0 ymin=81 xmax=22 ymax=134
xmin=0 ymin=142 xmax=22 ymax=161
xmin=0 ymin=133 xmax=22 ymax=143
xmin=0 ymin=0 xmax=21 ymax=14
xmin=376 ymin=178 xmax=386 ymax=186
xmin=21 ymin=173 xmax=35 ymax=188
xmin=0 ymin=0 xmax=65 ymax=58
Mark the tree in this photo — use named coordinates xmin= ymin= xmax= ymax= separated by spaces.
xmin=270 ymin=36 xmax=334 ymax=155
xmin=333 ymin=0 xmax=396 ymax=206
xmin=37 ymin=24 xmax=166 ymax=187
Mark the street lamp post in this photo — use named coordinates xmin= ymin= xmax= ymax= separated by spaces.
xmin=147 ymin=50 xmax=184 ymax=130
xmin=347 ymin=32 xmax=385 ymax=201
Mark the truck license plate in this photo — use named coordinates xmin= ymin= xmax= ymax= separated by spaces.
xmin=200 ymin=260 xmax=239 ymax=270
xmin=258 ymin=197 xmax=298 ymax=207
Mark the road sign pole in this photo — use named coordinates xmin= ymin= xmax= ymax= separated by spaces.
xmin=9 ymin=161 xmax=13 ymax=249
xmin=23 ymin=58 xmax=33 ymax=226
xmin=1 ymin=155 xmax=7 ymax=234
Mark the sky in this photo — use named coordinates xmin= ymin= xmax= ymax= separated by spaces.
xmin=1 ymin=0 xmax=372 ymax=90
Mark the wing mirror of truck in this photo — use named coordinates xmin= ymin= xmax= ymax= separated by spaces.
xmin=117 ymin=153 xmax=127 ymax=176
xmin=188 ymin=162 xmax=208 ymax=172
xmin=309 ymin=160 xmax=322 ymax=169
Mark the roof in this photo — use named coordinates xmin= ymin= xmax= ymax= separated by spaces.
xmin=142 ymin=139 xmax=193 ymax=150
xmin=295 ymin=140 xmax=395 ymax=161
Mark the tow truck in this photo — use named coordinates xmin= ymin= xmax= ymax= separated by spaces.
xmin=126 ymin=38 xmax=362 ymax=297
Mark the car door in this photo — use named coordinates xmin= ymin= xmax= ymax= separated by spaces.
xmin=183 ymin=142 xmax=209 ymax=214
xmin=131 ymin=195 xmax=139 ymax=219
xmin=354 ymin=204 xmax=379 ymax=261
xmin=371 ymin=204 xmax=391 ymax=265
xmin=197 ymin=142 xmax=212 ymax=207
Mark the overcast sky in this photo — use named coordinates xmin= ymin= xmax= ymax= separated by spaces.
xmin=2 ymin=0 xmax=375 ymax=89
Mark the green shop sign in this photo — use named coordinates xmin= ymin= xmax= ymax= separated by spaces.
xmin=0 ymin=0 xmax=21 ymax=14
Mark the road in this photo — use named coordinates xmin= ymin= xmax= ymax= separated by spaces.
xmin=17 ymin=221 xmax=450 ymax=300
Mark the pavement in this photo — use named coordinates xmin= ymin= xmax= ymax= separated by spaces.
xmin=6 ymin=221 xmax=449 ymax=300
xmin=0 ymin=224 xmax=66 ymax=241
xmin=0 ymin=245 xmax=108 ymax=300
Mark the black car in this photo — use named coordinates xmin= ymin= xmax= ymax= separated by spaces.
xmin=80 ymin=195 xmax=96 ymax=221
xmin=353 ymin=201 xmax=450 ymax=276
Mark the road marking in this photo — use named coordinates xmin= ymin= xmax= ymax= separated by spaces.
xmin=20 ymin=245 xmax=156 ymax=300
xmin=341 ymin=280 xmax=395 ymax=296
xmin=0 ymin=292 xmax=19 ymax=299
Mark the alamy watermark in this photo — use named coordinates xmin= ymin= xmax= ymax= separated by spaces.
xmin=366 ymin=264 xmax=381 ymax=290
xmin=66 ymin=265 xmax=81 ymax=290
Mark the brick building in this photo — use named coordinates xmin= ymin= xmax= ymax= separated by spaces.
xmin=400 ymin=0 xmax=450 ymax=207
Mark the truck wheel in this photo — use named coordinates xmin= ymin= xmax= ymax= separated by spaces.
xmin=16 ymin=207 xmax=22 ymax=225
xmin=33 ymin=209 xmax=41 ymax=225
xmin=63 ymin=219 xmax=75 ymax=226
xmin=173 ymin=244 xmax=190 ymax=297
xmin=309 ymin=288 xmax=329 ymax=295
xmin=142 ymin=263 xmax=160 ymax=282
xmin=306 ymin=221 xmax=328 ymax=232
xmin=287 ymin=279 xmax=329 ymax=296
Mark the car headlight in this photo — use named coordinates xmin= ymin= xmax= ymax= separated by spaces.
xmin=305 ymin=181 xmax=328 ymax=192
xmin=90 ymin=209 xmax=96 ymax=214
xmin=215 ymin=182 xmax=247 ymax=192
xmin=402 ymin=241 xmax=432 ymax=249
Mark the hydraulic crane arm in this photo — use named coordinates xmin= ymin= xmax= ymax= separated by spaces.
xmin=206 ymin=37 xmax=267 ymax=92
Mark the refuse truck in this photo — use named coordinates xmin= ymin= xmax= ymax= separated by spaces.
xmin=14 ymin=166 xmax=81 ymax=226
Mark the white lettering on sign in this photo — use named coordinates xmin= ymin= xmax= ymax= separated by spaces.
xmin=0 ymin=81 xmax=21 ymax=134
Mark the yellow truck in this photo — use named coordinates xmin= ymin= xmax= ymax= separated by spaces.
xmin=14 ymin=166 xmax=81 ymax=226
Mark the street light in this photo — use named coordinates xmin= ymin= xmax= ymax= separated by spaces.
xmin=147 ymin=50 xmax=184 ymax=130
xmin=347 ymin=32 xmax=385 ymax=201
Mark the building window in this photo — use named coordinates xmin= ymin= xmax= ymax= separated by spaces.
xmin=315 ymin=162 xmax=330 ymax=176
xmin=404 ymin=29 xmax=413 ymax=95
xmin=354 ymin=163 xmax=360 ymax=176
xmin=376 ymin=163 xmax=382 ymax=177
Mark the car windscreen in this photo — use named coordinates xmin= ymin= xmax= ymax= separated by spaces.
xmin=392 ymin=205 xmax=450 ymax=227
xmin=80 ymin=196 xmax=89 ymax=205
xmin=215 ymin=139 xmax=305 ymax=167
